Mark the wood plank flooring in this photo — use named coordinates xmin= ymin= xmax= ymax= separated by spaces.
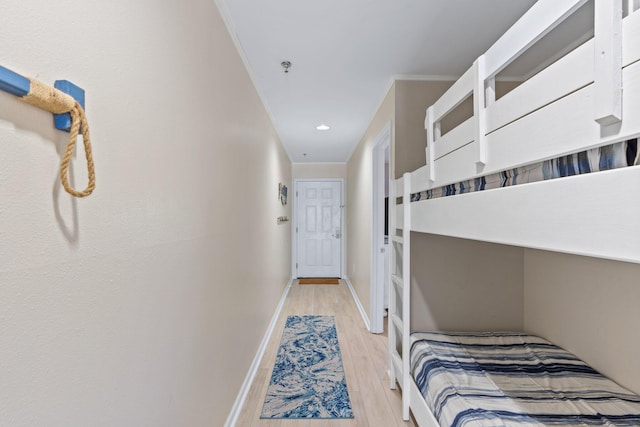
xmin=236 ymin=280 xmax=415 ymax=427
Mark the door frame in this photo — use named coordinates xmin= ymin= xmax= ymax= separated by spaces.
xmin=292 ymin=179 xmax=345 ymax=279
xmin=370 ymin=122 xmax=391 ymax=334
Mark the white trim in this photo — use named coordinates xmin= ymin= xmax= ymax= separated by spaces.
xmin=292 ymin=179 xmax=346 ymax=279
xmin=292 ymin=182 xmax=298 ymax=279
xmin=342 ymin=181 xmax=347 ymax=280
xmin=291 ymin=161 xmax=348 ymax=166
xmin=344 ymin=276 xmax=371 ymax=331
xmin=224 ymin=277 xmax=293 ymax=427
xmin=370 ymin=122 xmax=391 ymax=334
xmin=392 ymin=74 xmax=459 ymax=82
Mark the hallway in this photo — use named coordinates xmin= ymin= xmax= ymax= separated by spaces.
xmin=236 ymin=280 xmax=415 ymax=426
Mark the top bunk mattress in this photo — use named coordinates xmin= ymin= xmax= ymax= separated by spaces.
xmin=410 ymin=332 xmax=640 ymax=426
xmin=411 ymin=138 xmax=639 ymax=202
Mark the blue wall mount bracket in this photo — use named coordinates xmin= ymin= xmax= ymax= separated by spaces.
xmin=0 ymin=65 xmax=85 ymax=133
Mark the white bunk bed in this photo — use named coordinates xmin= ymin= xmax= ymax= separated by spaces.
xmin=388 ymin=0 xmax=640 ymax=425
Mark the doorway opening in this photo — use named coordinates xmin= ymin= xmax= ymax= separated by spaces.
xmin=371 ymin=123 xmax=391 ymax=334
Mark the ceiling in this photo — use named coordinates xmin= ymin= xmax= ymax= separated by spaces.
xmin=215 ymin=0 xmax=546 ymax=163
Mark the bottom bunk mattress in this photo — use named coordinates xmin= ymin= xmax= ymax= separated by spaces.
xmin=410 ymin=332 xmax=640 ymax=426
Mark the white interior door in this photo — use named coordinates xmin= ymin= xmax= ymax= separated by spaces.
xmin=296 ymin=181 xmax=342 ymax=278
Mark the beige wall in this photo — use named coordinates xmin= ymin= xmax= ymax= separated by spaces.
xmin=346 ymin=84 xmax=395 ymax=321
xmin=411 ymin=234 xmax=525 ymax=331
xmin=293 ymin=162 xmax=347 ymax=179
xmin=0 ymin=2 xmax=291 ymax=426
xmin=524 ymin=250 xmax=640 ymax=394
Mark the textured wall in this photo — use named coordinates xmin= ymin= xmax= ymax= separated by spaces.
xmin=0 ymin=1 xmax=291 ymax=426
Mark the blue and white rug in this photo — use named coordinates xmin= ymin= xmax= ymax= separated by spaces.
xmin=260 ymin=315 xmax=354 ymax=419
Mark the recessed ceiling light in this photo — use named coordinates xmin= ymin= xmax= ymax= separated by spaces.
xmin=316 ymin=124 xmax=330 ymax=131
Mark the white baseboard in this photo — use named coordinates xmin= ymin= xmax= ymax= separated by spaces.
xmin=224 ymin=277 xmax=293 ymax=427
xmin=344 ymin=276 xmax=371 ymax=332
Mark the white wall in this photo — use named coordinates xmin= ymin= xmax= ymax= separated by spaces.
xmin=0 ymin=1 xmax=291 ymax=426
xmin=524 ymin=249 xmax=640 ymax=394
xmin=411 ymin=234 xmax=525 ymax=331
xmin=293 ymin=162 xmax=346 ymax=180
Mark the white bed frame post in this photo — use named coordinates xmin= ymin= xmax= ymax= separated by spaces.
xmin=389 ymin=176 xmax=399 ymax=390
xmin=401 ymin=173 xmax=411 ymax=421
xmin=594 ymin=0 xmax=623 ymax=126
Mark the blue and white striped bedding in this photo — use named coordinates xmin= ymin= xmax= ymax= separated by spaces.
xmin=411 ymin=138 xmax=639 ymax=202
xmin=411 ymin=332 xmax=640 ymax=426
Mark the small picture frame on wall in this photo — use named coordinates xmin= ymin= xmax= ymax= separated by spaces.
xmin=279 ymin=183 xmax=288 ymax=206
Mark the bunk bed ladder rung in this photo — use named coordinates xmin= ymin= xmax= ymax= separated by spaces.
xmin=391 ymin=313 xmax=403 ymax=332
xmin=391 ymin=274 xmax=404 ymax=290
xmin=391 ymin=352 xmax=403 ymax=379
xmin=391 ymin=235 xmax=404 ymax=244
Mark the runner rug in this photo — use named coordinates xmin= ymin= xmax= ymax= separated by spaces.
xmin=260 ymin=315 xmax=354 ymax=419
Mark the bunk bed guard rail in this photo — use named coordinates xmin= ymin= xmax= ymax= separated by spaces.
xmin=425 ymin=0 xmax=624 ymax=184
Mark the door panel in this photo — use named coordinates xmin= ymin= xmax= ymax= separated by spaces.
xmin=297 ymin=181 xmax=342 ymax=278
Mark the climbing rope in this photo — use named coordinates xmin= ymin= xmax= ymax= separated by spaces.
xmin=22 ymin=79 xmax=96 ymax=197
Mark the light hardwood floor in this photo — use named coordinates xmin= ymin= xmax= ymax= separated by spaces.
xmin=236 ymin=280 xmax=415 ymax=426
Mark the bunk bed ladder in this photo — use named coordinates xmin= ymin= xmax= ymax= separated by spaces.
xmin=388 ymin=173 xmax=411 ymax=421
xmin=388 ymin=175 xmax=400 ymax=391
